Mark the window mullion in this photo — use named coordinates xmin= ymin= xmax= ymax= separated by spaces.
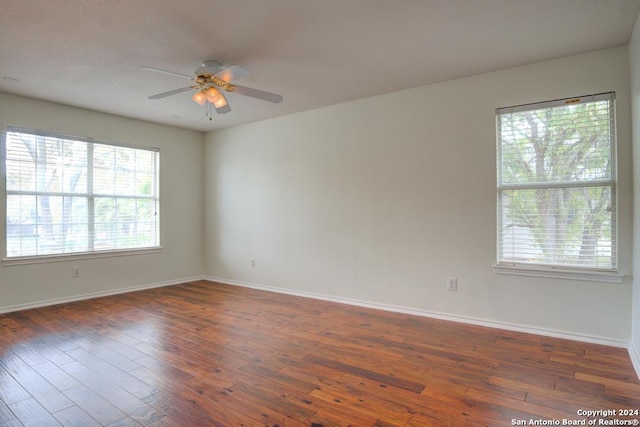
xmin=498 ymin=179 xmax=615 ymax=191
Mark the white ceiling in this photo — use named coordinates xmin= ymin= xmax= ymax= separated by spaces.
xmin=1 ymin=0 xmax=639 ymax=132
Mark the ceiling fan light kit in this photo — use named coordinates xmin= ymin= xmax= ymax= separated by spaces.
xmin=205 ymin=87 xmax=225 ymax=107
xmin=146 ymin=60 xmax=282 ymax=121
xmin=191 ymin=90 xmax=207 ymax=106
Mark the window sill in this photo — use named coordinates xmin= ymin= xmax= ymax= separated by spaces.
xmin=2 ymin=247 xmax=163 ymax=266
xmin=493 ymin=264 xmax=623 ymax=284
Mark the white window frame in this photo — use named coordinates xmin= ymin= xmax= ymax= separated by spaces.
xmin=3 ymin=127 xmax=161 ymax=265
xmin=494 ymin=93 xmax=622 ymax=283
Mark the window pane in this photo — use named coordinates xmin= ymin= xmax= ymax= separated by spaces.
xmin=34 ymin=195 xmax=62 ymax=255
xmin=499 ymin=100 xmax=612 ymax=186
xmin=134 ymin=150 xmax=156 ymax=196
xmin=499 ymin=186 xmax=614 ymax=269
xmin=29 ymin=196 xmax=89 ymax=255
xmin=114 ymin=147 xmax=136 ymax=196
xmin=133 ymin=199 xmax=159 ymax=248
xmin=64 ymin=197 xmax=89 ymax=253
xmin=114 ymin=198 xmax=142 ymax=249
xmin=94 ymin=144 xmax=116 ymax=194
xmin=35 ymin=136 xmax=62 ymax=193
xmin=94 ymin=196 xmax=158 ymax=251
xmin=6 ymin=132 xmax=36 ymax=192
xmin=6 ymin=195 xmax=37 ymax=257
xmin=116 ymin=199 xmax=157 ymax=249
xmin=62 ymin=140 xmax=87 ymax=193
xmin=95 ymin=197 xmax=116 ymax=250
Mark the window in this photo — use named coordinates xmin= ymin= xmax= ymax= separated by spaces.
xmin=496 ymin=92 xmax=617 ymax=275
xmin=4 ymin=128 xmax=160 ymax=260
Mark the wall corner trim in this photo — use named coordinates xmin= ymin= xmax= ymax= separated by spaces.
xmin=629 ymin=342 xmax=640 ymax=381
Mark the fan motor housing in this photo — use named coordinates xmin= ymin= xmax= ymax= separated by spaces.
xmin=195 ymin=74 xmax=234 ymax=91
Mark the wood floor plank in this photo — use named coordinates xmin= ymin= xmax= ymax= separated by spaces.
xmin=143 ymin=415 xmax=182 ymax=427
xmin=0 ymin=352 xmax=74 ymax=413
xmin=465 ymin=386 xmax=575 ymax=420
xmin=303 ymin=354 xmax=426 ymax=393
xmin=0 ymin=279 xmax=638 ymax=426
xmin=0 ymin=365 xmax=31 ymax=405
xmin=227 ymin=380 xmax=317 ymax=423
xmin=140 ymin=390 xmax=222 ymax=426
xmin=89 ymin=347 xmax=143 ymax=373
xmin=63 ymin=348 xmax=158 ymax=400
xmin=52 ymin=405 xmax=102 ymax=427
xmin=31 ymin=360 xmax=81 ymax=391
xmin=0 ymin=400 xmax=15 ymax=424
xmin=307 ymin=376 xmax=415 ymax=426
xmin=8 ymin=396 xmax=62 ymax=426
xmin=574 ymin=371 xmax=640 ymax=393
xmin=62 ymin=385 xmax=128 ymax=426
xmin=59 ymin=361 xmax=164 ymax=425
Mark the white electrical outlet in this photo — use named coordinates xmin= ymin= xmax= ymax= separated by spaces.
xmin=447 ymin=277 xmax=458 ymax=291
xmin=72 ymin=266 xmax=80 ymax=277
xmin=251 ymin=259 xmax=256 ymax=268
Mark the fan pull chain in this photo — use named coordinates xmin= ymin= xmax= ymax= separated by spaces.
xmin=205 ymin=102 xmax=212 ymax=120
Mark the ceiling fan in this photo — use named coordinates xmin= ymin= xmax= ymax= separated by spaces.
xmin=144 ymin=60 xmax=283 ymax=119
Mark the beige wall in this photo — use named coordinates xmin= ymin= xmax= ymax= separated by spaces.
xmin=0 ymin=93 xmax=205 ymax=310
xmin=630 ymin=14 xmax=640 ymax=372
xmin=204 ymin=47 xmax=633 ymax=343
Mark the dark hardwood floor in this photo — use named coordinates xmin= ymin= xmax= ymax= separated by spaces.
xmin=0 ymin=280 xmax=638 ymax=426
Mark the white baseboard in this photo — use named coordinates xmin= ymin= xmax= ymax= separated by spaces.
xmin=205 ymin=275 xmax=630 ymax=349
xmin=0 ymin=275 xmax=205 ymax=314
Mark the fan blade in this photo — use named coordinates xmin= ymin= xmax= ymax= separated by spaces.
xmin=215 ymin=65 xmax=250 ymax=83
xmin=214 ymin=92 xmax=231 ymax=114
xmin=148 ymin=87 xmax=193 ymax=99
xmin=232 ymin=85 xmax=283 ymax=103
xmin=141 ymin=66 xmax=192 ymax=80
